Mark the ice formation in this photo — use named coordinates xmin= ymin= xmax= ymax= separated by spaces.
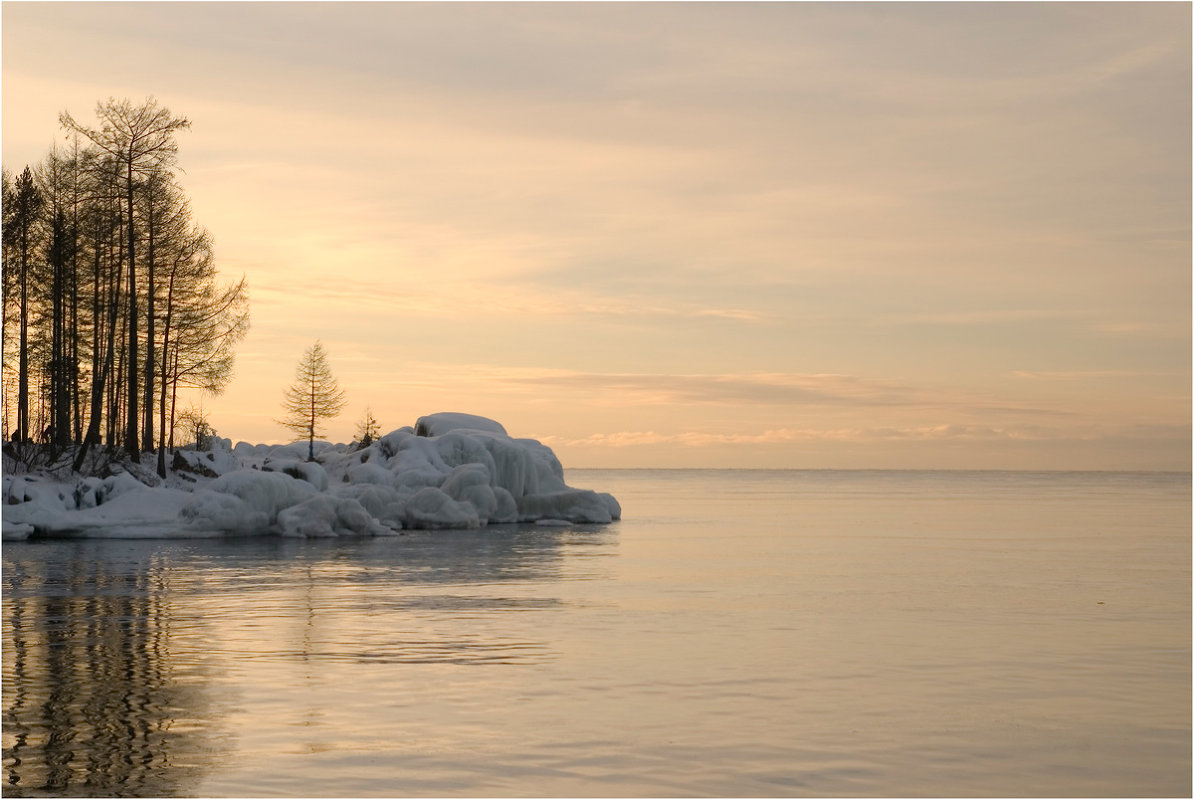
xmin=2 ymin=412 xmax=620 ymax=540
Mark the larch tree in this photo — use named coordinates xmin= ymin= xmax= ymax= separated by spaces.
xmin=277 ymin=341 xmax=347 ymax=462
xmin=4 ymin=98 xmax=249 ymax=475
xmin=158 ymin=224 xmax=249 ymax=476
xmin=5 ymin=167 xmax=44 ymax=444
xmin=60 ymin=97 xmax=190 ymax=461
xmin=354 ymin=406 xmax=381 ymax=447
xmin=38 ymin=146 xmax=81 ymax=449
xmin=72 ymin=153 xmax=127 ymax=471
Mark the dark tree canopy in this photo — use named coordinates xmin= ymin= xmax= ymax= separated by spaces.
xmin=60 ymin=97 xmax=191 ymax=461
xmin=2 ymin=98 xmax=249 ymax=476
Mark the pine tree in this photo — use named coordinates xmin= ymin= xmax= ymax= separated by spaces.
xmin=355 ymin=406 xmax=381 ymax=447
xmin=277 ymin=341 xmax=346 ymax=461
xmin=6 ymin=167 xmax=44 ymax=443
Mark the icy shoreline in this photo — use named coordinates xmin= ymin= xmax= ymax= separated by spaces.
xmin=2 ymin=412 xmax=620 ymax=540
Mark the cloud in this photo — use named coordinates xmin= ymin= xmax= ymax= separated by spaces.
xmin=1094 ymin=322 xmax=1190 ymax=339
xmin=876 ymin=308 xmax=1086 ymax=327
xmin=1009 ymin=369 xmax=1169 ymax=380
xmin=7 ymin=3 xmax=1188 ymax=470
xmin=252 ymin=274 xmax=768 ymax=324
xmin=542 ymin=423 xmax=1126 ymax=449
xmin=502 ymin=370 xmax=923 ymax=408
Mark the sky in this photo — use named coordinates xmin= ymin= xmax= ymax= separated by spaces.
xmin=2 ymin=1 xmax=1190 ymax=470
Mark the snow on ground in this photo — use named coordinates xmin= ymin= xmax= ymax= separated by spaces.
xmin=2 ymin=412 xmax=620 ymax=540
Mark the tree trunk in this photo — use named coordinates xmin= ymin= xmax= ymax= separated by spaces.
xmin=87 ymin=218 xmax=103 ymax=444
xmin=168 ymin=351 xmax=180 ymax=450
xmin=73 ymin=222 xmax=124 ymax=471
xmin=124 ymin=160 xmax=140 ymax=461
xmin=70 ymin=140 xmax=83 ymax=443
xmin=156 ymin=264 xmax=175 ymax=479
xmin=17 ymin=224 xmax=28 ymax=443
xmin=142 ymin=195 xmax=156 ymax=455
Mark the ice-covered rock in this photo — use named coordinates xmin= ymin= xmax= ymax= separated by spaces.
xmin=414 ymin=412 xmax=507 ymax=438
xmin=333 ymin=484 xmax=407 ymax=529
xmin=517 ymin=488 xmax=621 ymax=524
xmin=262 ymin=458 xmax=329 ymax=491
xmin=172 ymin=447 xmax=239 ymax=479
xmin=440 ymin=463 xmax=499 ymax=519
xmin=402 ymin=486 xmax=481 ymax=530
xmin=344 ymin=460 xmax=394 ymax=487
xmin=3 ymin=470 xmax=191 ymax=538
xmin=277 ymin=494 xmax=389 ymax=538
xmin=5 ymin=412 xmax=619 ymax=537
xmin=7 ymin=481 xmax=196 ymax=538
xmin=180 ymin=489 xmax=266 ymax=534
xmin=179 ymin=469 xmax=317 ymax=534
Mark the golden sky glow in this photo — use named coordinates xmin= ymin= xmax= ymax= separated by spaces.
xmin=3 ymin=2 xmax=1189 ymax=469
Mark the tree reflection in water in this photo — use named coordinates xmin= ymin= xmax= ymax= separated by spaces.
xmin=2 ymin=526 xmax=616 ymax=795
xmin=3 ymin=545 xmax=226 ymax=797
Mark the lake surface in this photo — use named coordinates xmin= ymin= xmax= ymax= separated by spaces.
xmin=3 ymin=469 xmax=1190 ymax=797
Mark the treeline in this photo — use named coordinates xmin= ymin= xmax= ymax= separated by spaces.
xmin=2 ymin=97 xmax=249 ymax=477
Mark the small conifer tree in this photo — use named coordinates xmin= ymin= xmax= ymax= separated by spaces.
xmin=277 ymin=340 xmax=347 ymax=461
xmin=355 ymin=406 xmax=381 ymax=448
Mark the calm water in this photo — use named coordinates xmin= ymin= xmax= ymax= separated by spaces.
xmin=2 ymin=469 xmax=1190 ymax=797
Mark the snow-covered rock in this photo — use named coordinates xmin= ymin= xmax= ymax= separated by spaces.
xmin=414 ymin=412 xmax=507 ymax=438
xmin=4 ymin=412 xmax=620 ymax=538
xmin=333 ymin=484 xmax=408 ymax=529
xmin=401 ymin=486 xmax=481 ymax=530
xmin=262 ymin=458 xmax=329 ymax=491
xmin=7 ymin=481 xmax=196 ymax=539
xmin=172 ymin=447 xmax=239 ymax=479
xmin=276 ymin=495 xmax=389 ymax=538
xmin=517 ymin=488 xmax=622 ymax=524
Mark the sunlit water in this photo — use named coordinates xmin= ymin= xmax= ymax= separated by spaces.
xmin=3 ymin=469 xmax=1190 ymax=797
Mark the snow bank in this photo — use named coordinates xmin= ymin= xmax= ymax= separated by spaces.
xmin=4 ymin=470 xmax=197 ymax=539
xmin=3 ymin=412 xmax=619 ymax=539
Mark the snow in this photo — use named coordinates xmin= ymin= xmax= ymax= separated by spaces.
xmin=2 ymin=412 xmax=620 ymax=539
xmin=414 ymin=412 xmax=508 ymax=438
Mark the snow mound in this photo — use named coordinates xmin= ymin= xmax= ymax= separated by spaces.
xmin=315 ymin=414 xmax=618 ymax=529
xmin=5 ymin=413 xmax=620 ymax=538
xmin=414 ymin=412 xmax=508 ymax=438
xmin=277 ymin=495 xmax=390 ymax=538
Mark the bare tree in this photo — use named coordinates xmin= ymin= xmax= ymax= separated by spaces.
xmin=38 ymin=145 xmax=81 ymax=449
xmin=354 ymin=406 xmax=381 ymax=448
xmin=60 ymin=97 xmax=190 ymax=461
xmin=277 ymin=341 xmax=346 ymax=461
xmin=72 ymin=154 xmax=127 ymax=471
xmin=5 ymin=167 xmax=44 ymax=443
xmin=175 ymin=404 xmax=215 ymax=452
xmin=158 ymin=224 xmax=249 ymax=476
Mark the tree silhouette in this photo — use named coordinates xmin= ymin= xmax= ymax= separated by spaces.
xmin=5 ymin=167 xmax=43 ymax=444
xmin=354 ymin=406 xmax=381 ymax=448
xmin=277 ymin=341 xmax=346 ymax=461
xmin=1 ymin=99 xmax=247 ymax=475
xmin=60 ymin=97 xmax=191 ymax=461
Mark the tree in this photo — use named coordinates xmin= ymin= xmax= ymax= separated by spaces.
xmin=277 ymin=341 xmax=346 ymax=461
xmin=61 ymin=97 xmax=190 ymax=460
xmin=3 ymin=99 xmax=247 ymax=475
xmin=157 ymin=224 xmax=249 ymax=476
xmin=38 ymin=145 xmax=81 ymax=449
xmin=5 ymin=167 xmax=44 ymax=443
xmin=72 ymin=154 xmax=127 ymax=472
xmin=175 ymin=404 xmax=215 ymax=452
xmin=354 ymin=406 xmax=381 ymax=448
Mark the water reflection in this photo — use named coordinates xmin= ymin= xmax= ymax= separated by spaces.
xmin=2 ymin=525 xmax=616 ymax=795
xmin=3 ymin=546 xmax=226 ymax=796
xmin=203 ymin=527 xmax=616 ymax=667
